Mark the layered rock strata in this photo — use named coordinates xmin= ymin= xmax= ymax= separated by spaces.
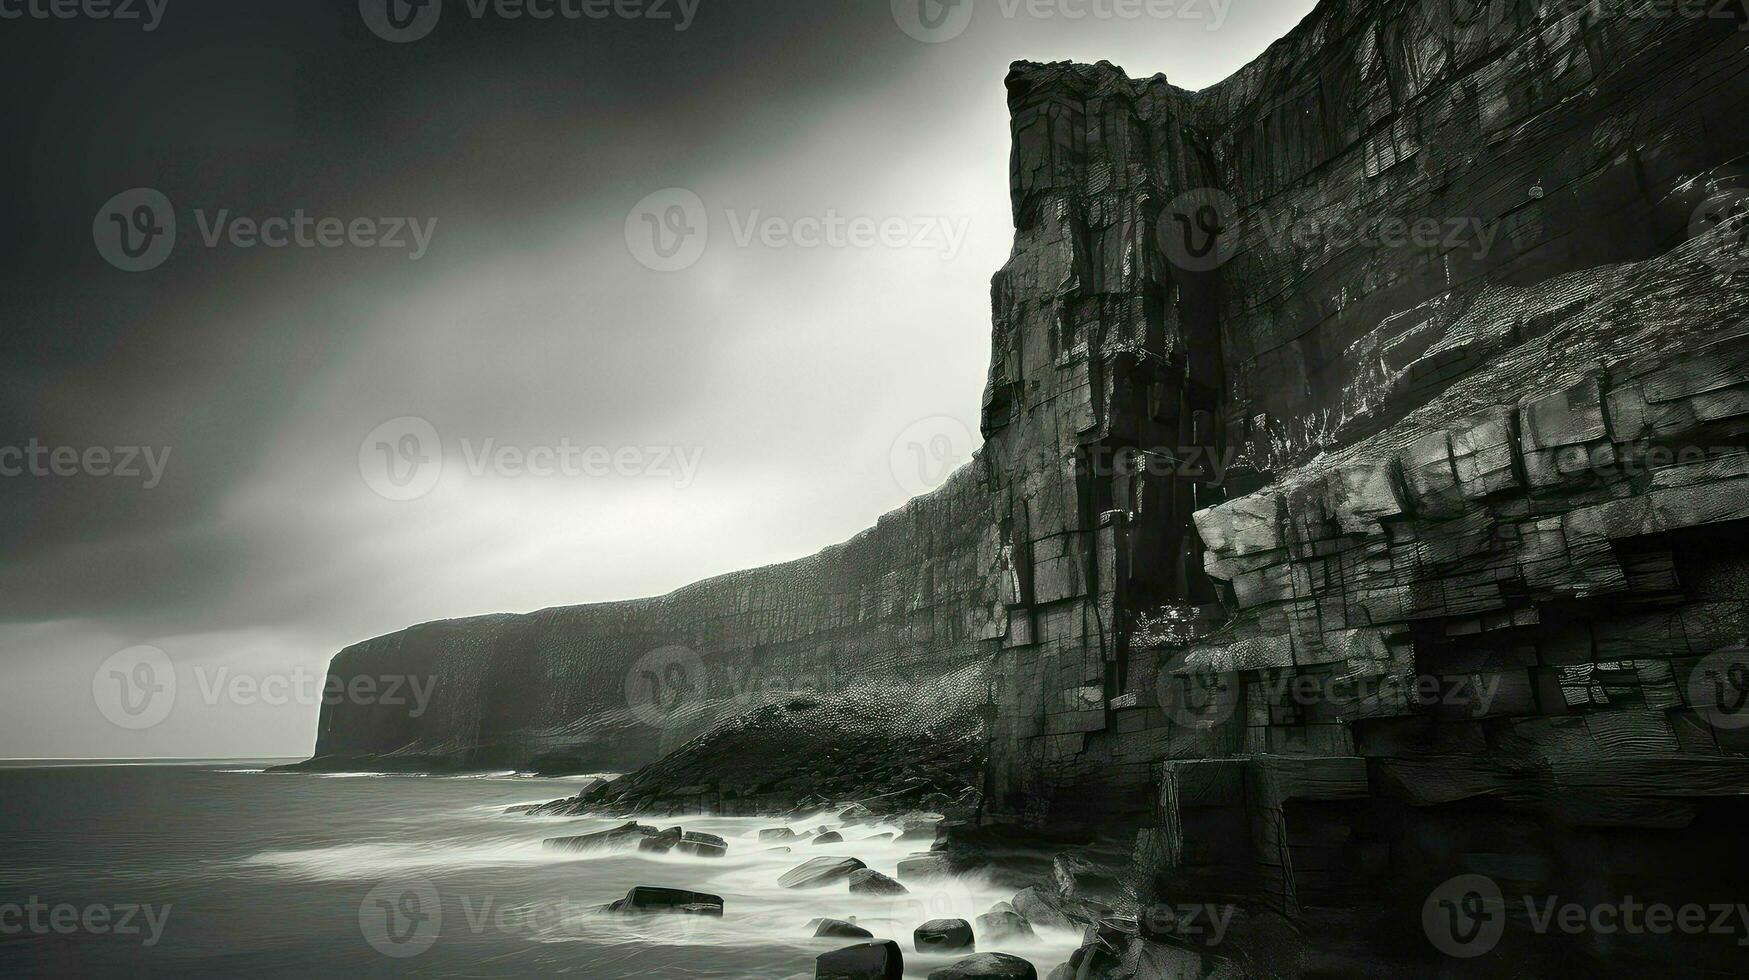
xmin=298 ymin=462 xmax=1003 ymax=772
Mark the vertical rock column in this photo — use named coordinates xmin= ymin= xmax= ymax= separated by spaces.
xmin=981 ymin=63 xmax=1224 ymax=827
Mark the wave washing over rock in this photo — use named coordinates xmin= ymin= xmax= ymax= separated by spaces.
xmin=295 ymin=1 xmax=1749 ymax=975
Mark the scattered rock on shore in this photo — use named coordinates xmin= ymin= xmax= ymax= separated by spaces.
xmin=847 ymin=868 xmax=907 ymax=896
xmin=929 ymin=953 xmax=1037 ymax=979
xmin=815 ymin=939 xmax=903 ymax=980
xmin=975 ymin=902 xmax=1033 ymax=942
xmin=778 ymin=856 xmax=867 ymax=889
xmin=896 ymin=853 xmax=951 ymax=881
xmin=600 ymin=886 xmax=723 ymax=917
xmin=543 ymin=821 xmax=658 ymax=853
xmin=914 ymin=918 xmax=975 ymax=954
xmin=808 ymin=917 xmax=874 ymax=939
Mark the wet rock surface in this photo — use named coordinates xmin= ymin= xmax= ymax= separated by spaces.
xmin=809 ymin=917 xmax=874 ymax=940
xmin=914 ymin=918 xmax=975 ymax=954
xmin=975 ymin=902 xmax=1034 ymax=943
xmin=930 ymin=953 xmax=1039 ymax=980
xmin=846 ymin=868 xmax=907 ymax=896
xmin=778 ymin=856 xmax=868 ymax=890
xmin=599 ymin=886 xmax=724 ymax=917
xmin=814 ymin=940 xmax=904 ymax=980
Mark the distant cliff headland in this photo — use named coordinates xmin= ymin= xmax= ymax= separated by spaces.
xmin=296 ymin=1 xmax=1749 ymax=973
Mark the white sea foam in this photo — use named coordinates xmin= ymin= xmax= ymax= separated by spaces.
xmin=238 ymin=803 xmax=1083 ymax=974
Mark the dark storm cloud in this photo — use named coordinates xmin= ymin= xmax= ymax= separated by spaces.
xmin=0 ymin=0 xmax=921 ymax=617
xmin=0 ymin=0 xmax=1319 ymax=757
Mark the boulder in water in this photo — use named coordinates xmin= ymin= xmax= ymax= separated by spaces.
xmin=928 ymin=953 xmax=1038 ymax=980
xmin=812 ymin=831 xmax=845 ymax=845
xmin=914 ymin=918 xmax=975 ymax=954
xmin=847 ymin=869 xmax=907 ymax=896
xmin=779 ymin=856 xmax=867 ymax=889
xmin=543 ymin=821 xmax=657 ymax=853
xmin=808 ymin=917 xmax=874 ymax=939
xmin=676 ymin=831 xmax=728 ymax=858
xmin=602 ymin=886 xmax=723 ymax=917
xmin=815 ymin=940 xmax=903 ymax=980
xmin=896 ymin=853 xmax=951 ymax=881
xmin=975 ymin=903 xmax=1034 ymax=943
xmin=638 ymin=827 xmax=684 ymax=854
xmin=760 ymin=827 xmax=800 ymax=843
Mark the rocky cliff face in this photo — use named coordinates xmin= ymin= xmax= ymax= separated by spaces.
xmin=977 ymin=0 xmax=1749 ymax=827
xmin=303 ymin=461 xmax=1004 ymax=773
xmin=310 ymin=1 xmax=1749 ymax=969
xmin=971 ymin=2 xmax=1749 ymax=973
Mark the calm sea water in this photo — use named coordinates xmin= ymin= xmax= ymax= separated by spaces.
xmin=0 ymin=762 xmax=1079 ymax=978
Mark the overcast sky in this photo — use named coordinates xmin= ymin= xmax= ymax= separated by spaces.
xmin=0 ymin=0 xmax=1320 ymax=758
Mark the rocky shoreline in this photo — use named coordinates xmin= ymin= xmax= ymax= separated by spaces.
xmin=511 ymin=784 xmax=1238 ymax=980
